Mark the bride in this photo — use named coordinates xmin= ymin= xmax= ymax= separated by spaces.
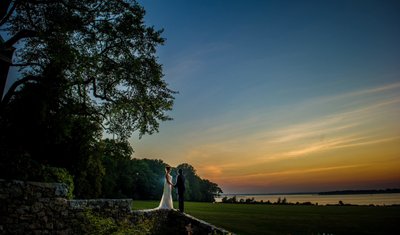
xmin=157 ymin=165 xmax=174 ymax=209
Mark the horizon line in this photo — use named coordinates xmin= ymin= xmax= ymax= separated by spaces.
xmin=220 ymin=188 xmax=400 ymax=196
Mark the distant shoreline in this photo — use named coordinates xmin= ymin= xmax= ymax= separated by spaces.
xmin=217 ymin=192 xmax=400 ymax=206
xmin=317 ymin=189 xmax=400 ymax=195
xmin=220 ymin=188 xmax=400 ymax=196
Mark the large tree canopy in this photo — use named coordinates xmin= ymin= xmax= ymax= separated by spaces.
xmin=0 ymin=0 xmax=195 ymax=200
xmin=0 ymin=0 xmax=176 ymax=197
xmin=0 ymin=0 xmax=175 ymax=139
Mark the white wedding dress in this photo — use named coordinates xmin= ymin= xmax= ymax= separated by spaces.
xmin=157 ymin=173 xmax=173 ymax=209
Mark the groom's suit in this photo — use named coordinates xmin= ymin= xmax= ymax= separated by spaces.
xmin=175 ymin=171 xmax=185 ymax=212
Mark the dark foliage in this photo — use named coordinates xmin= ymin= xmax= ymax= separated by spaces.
xmin=1 ymin=0 xmax=176 ymax=140
xmin=220 ymin=196 xmax=317 ymax=206
xmin=176 ymin=163 xmax=223 ymax=202
xmin=0 ymin=0 xmax=175 ymax=199
xmin=100 ymin=140 xmax=222 ymax=201
xmin=0 ymin=1 xmax=221 ymax=201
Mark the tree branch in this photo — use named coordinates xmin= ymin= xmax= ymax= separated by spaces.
xmin=0 ymin=0 xmax=17 ymax=27
xmin=0 ymin=0 xmax=12 ymax=22
xmin=1 ymin=75 xmax=40 ymax=107
xmin=91 ymin=77 xmax=114 ymax=103
xmin=80 ymin=76 xmax=115 ymax=103
xmin=115 ymin=0 xmax=141 ymax=13
xmin=10 ymin=62 xmax=40 ymax=67
xmin=2 ymin=29 xmax=38 ymax=48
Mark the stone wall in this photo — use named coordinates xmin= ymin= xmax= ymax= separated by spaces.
xmin=0 ymin=179 xmax=233 ymax=234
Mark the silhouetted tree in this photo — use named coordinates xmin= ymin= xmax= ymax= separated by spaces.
xmin=277 ymin=197 xmax=282 ymax=204
xmin=0 ymin=0 xmax=175 ymax=198
xmin=200 ymin=179 xmax=223 ymax=201
xmin=101 ymin=140 xmax=162 ymax=199
xmin=282 ymin=197 xmax=287 ymax=204
xmin=0 ymin=0 xmax=175 ymax=139
xmin=177 ymin=163 xmax=223 ymax=202
xmin=0 ymin=1 xmax=222 ymax=202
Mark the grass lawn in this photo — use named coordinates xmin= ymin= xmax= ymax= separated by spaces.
xmin=132 ymin=201 xmax=400 ymax=235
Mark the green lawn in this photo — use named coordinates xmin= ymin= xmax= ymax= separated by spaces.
xmin=132 ymin=201 xmax=400 ymax=235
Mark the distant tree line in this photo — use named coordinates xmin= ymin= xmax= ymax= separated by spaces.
xmin=100 ymin=139 xmax=223 ymax=201
xmin=318 ymin=189 xmax=400 ymax=195
xmin=221 ymin=196 xmax=315 ymax=206
xmin=220 ymin=196 xmax=395 ymax=206
xmin=0 ymin=137 xmax=222 ymax=201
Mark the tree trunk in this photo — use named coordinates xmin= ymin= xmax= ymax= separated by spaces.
xmin=0 ymin=45 xmax=15 ymax=100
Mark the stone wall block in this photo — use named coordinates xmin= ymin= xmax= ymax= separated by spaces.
xmin=0 ymin=179 xmax=233 ymax=235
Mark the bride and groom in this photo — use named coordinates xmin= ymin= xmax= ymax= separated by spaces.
xmin=157 ymin=166 xmax=185 ymax=212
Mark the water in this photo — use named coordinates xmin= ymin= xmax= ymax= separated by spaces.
xmin=216 ymin=193 xmax=400 ymax=205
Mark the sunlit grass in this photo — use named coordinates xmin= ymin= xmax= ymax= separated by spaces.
xmin=132 ymin=200 xmax=400 ymax=235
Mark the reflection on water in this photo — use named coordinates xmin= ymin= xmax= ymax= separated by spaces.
xmin=216 ymin=193 xmax=400 ymax=205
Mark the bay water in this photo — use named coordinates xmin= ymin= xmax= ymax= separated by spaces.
xmin=216 ymin=193 xmax=400 ymax=205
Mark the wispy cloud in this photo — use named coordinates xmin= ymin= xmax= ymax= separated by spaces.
xmin=340 ymin=82 xmax=400 ymax=98
xmin=265 ymin=96 xmax=400 ymax=143
xmin=280 ymin=136 xmax=399 ymax=158
xmin=184 ymin=82 xmax=400 ymax=179
xmin=307 ymin=82 xmax=400 ymax=106
xmin=136 ymin=81 xmax=400 ymax=192
xmin=186 ymin=82 xmax=400 ymax=146
xmin=266 ymin=122 xmax=358 ymax=144
xmin=230 ymin=164 xmax=369 ymax=180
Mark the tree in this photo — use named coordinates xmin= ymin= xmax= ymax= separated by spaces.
xmin=0 ymin=0 xmax=175 ymax=139
xmin=200 ymin=179 xmax=223 ymax=202
xmin=177 ymin=163 xmax=223 ymax=202
xmin=177 ymin=163 xmax=199 ymax=201
xmin=0 ymin=0 xmax=175 ymax=199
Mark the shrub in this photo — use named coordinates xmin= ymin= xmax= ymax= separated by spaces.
xmin=277 ymin=197 xmax=281 ymax=204
xmin=81 ymin=210 xmax=118 ymax=235
xmin=40 ymin=166 xmax=74 ymax=199
xmin=282 ymin=197 xmax=287 ymax=204
xmin=81 ymin=210 xmax=154 ymax=235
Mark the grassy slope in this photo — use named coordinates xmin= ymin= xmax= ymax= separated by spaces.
xmin=132 ymin=201 xmax=400 ymax=235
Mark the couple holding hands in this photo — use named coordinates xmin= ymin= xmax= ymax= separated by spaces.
xmin=157 ymin=166 xmax=185 ymax=212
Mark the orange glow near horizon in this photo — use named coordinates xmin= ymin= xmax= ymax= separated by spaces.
xmin=129 ymin=1 xmax=400 ymax=194
xmin=133 ymin=82 xmax=400 ymax=193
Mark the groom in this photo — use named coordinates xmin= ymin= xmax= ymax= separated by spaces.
xmin=174 ymin=168 xmax=185 ymax=212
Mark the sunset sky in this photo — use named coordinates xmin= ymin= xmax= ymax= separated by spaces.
xmin=132 ymin=0 xmax=400 ymax=193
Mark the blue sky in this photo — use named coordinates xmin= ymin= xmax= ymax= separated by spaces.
xmin=132 ymin=0 xmax=400 ymax=193
xmin=3 ymin=0 xmax=398 ymax=193
xmin=135 ymin=0 xmax=400 ymax=123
